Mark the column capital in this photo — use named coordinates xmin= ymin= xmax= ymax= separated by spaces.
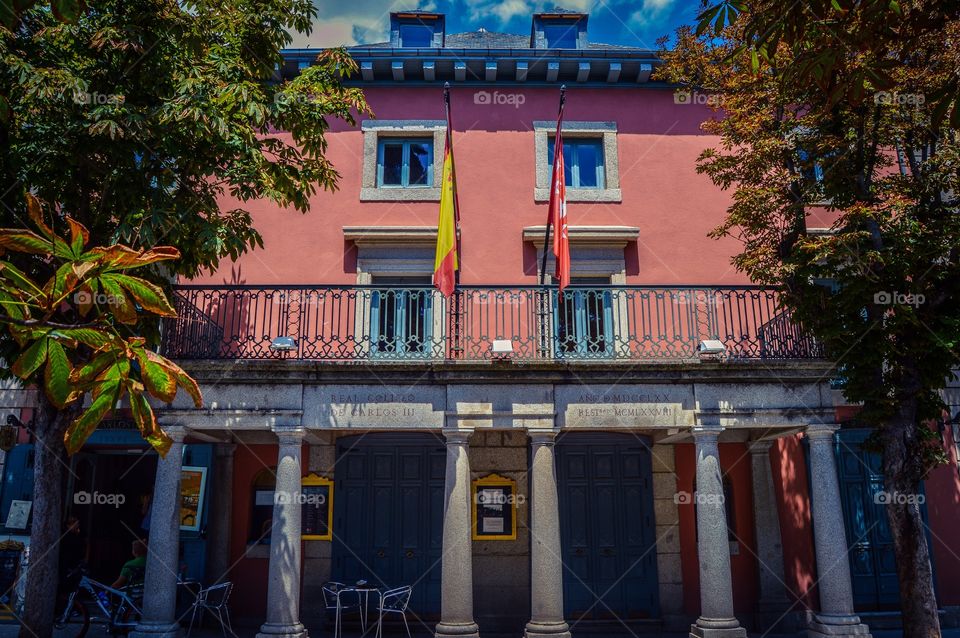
xmin=805 ymin=423 xmax=840 ymax=441
xmin=442 ymin=429 xmax=472 ymax=445
xmin=528 ymin=430 xmax=559 ymax=446
xmin=273 ymin=428 xmax=306 ymax=446
xmin=691 ymin=425 xmax=722 ymax=442
xmin=163 ymin=426 xmax=187 ymax=443
xmin=748 ymin=439 xmax=774 ymax=455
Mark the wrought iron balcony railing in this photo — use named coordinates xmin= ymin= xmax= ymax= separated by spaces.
xmin=161 ymin=285 xmax=823 ymax=362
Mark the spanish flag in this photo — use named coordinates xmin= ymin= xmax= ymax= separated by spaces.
xmin=434 ymin=116 xmax=459 ymax=296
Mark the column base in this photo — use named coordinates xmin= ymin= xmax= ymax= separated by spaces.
xmin=129 ymin=621 xmax=181 ymax=638
xmin=808 ymin=613 xmax=872 ymax=637
xmin=689 ymin=618 xmax=747 ymax=638
xmin=256 ymin=622 xmax=308 ymax=638
xmin=435 ymin=621 xmax=480 ymax=638
xmin=524 ymin=620 xmax=570 ymax=638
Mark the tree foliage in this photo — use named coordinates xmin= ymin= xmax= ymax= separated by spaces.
xmin=0 ymin=194 xmax=200 ymax=455
xmin=661 ymin=7 xmax=958 ymax=634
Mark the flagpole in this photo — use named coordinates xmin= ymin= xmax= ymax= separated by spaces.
xmin=539 ymin=84 xmax=566 ymax=287
xmin=443 ymin=82 xmax=463 ymax=359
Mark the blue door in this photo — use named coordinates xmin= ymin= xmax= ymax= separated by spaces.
xmin=553 ymin=285 xmax=614 ymax=359
xmin=556 ymin=434 xmax=659 ymax=620
xmin=369 ymin=277 xmax=435 ymax=359
xmin=834 ymin=429 xmax=933 ymax=610
xmin=331 ymin=435 xmax=444 ymax=618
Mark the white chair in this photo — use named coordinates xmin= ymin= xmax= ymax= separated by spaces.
xmin=375 ymin=586 xmax=412 ymax=638
xmin=322 ymin=581 xmax=362 ymax=638
xmin=186 ymin=582 xmax=233 ymax=638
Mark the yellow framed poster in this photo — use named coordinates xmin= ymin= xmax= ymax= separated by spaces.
xmin=472 ymin=473 xmax=518 ymax=541
xmin=180 ymin=466 xmax=207 ymax=531
xmin=301 ymin=474 xmax=334 ymax=541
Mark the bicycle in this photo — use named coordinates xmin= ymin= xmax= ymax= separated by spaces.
xmin=55 ymin=565 xmax=143 ymax=638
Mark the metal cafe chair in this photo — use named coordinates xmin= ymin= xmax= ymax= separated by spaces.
xmin=375 ymin=586 xmax=413 ymax=638
xmin=186 ymin=581 xmax=233 ymax=638
xmin=321 ymin=581 xmax=362 ymax=638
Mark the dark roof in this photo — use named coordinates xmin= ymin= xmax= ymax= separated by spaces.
xmin=353 ymin=29 xmax=638 ymax=51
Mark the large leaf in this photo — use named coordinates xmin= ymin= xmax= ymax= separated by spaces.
xmin=135 ymin=350 xmax=178 ymax=402
xmin=151 ymin=352 xmax=202 ymax=408
xmin=66 ymin=217 xmax=89 ymax=256
xmin=107 ymin=273 xmax=176 ymax=317
xmin=11 ymin=338 xmax=48 ymax=378
xmin=0 ymin=230 xmax=57 ymax=255
xmin=44 ymin=339 xmax=76 ymax=408
xmin=70 ymin=351 xmax=116 ymax=385
xmin=50 ymin=327 xmax=112 ymax=349
xmin=98 ymin=276 xmax=138 ymax=323
xmin=64 ymin=382 xmax=118 ymax=455
xmin=0 ymin=261 xmax=43 ymax=298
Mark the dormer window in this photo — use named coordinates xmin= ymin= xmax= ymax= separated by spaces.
xmin=400 ymin=23 xmax=433 ymax=47
xmin=544 ymin=21 xmax=578 ymax=49
xmin=390 ymin=12 xmax=445 ymax=48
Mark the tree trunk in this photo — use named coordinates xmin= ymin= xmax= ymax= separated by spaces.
xmin=881 ymin=398 xmax=941 ymax=638
xmin=18 ymin=394 xmax=77 ymax=638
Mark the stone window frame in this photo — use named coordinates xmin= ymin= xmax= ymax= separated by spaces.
xmin=361 ymin=120 xmax=446 ymax=202
xmin=533 ymin=121 xmax=621 ymax=203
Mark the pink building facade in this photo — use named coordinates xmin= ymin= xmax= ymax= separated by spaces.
xmin=11 ymin=8 xmax=955 ymax=638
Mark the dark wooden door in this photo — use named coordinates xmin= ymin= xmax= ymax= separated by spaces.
xmin=556 ymin=434 xmax=659 ymax=621
xmin=332 ymin=435 xmax=445 ymax=617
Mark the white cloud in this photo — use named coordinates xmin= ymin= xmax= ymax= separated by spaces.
xmin=627 ymin=0 xmax=676 ymax=27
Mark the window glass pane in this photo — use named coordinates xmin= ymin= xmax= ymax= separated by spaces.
xmin=575 ymin=142 xmax=602 ymax=188
xmin=400 ymin=24 xmax=433 ymax=47
xmin=408 ymin=142 xmax=431 ymax=185
xmin=381 ymin=143 xmax=403 ymax=186
xmin=544 ymin=23 xmax=577 ymax=48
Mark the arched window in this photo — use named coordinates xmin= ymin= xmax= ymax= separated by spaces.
xmin=249 ymin=468 xmax=276 ymax=544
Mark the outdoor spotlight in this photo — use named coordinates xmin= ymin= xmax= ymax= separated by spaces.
xmin=698 ymin=339 xmax=727 ymax=356
xmin=492 ymin=339 xmax=515 ymax=359
xmin=270 ymin=336 xmax=298 ymax=352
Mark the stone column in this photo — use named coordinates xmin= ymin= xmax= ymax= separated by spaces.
xmin=205 ymin=443 xmax=236 ymax=585
xmin=806 ymin=425 xmax=872 ymax=638
xmin=748 ymin=441 xmax=790 ymax=627
xmin=689 ymin=427 xmax=745 ymax=638
xmin=131 ymin=427 xmax=186 ymax=638
xmin=257 ymin=430 xmax=308 ymax=638
xmin=435 ymin=430 xmax=480 ymax=638
xmin=524 ymin=431 xmax=570 ymax=638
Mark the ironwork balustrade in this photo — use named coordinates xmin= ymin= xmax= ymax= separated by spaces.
xmin=161 ymin=285 xmax=823 ymax=362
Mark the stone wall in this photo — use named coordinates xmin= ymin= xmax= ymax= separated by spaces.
xmin=651 ymin=444 xmax=685 ymax=630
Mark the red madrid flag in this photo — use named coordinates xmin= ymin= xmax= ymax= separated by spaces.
xmin=549 ymin=118 xmax=570 ymax=290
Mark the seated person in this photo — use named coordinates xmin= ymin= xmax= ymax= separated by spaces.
xmin=111 ymin=539 xmax=147 ymax=590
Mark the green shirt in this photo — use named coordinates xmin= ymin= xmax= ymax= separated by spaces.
xmin=120 ymin=555 xmax=147 ymax=585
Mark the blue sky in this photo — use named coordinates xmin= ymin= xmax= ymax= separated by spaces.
xmin=292 ymin=0 xmax=700 ymax=50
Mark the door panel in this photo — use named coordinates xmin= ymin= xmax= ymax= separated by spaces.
xmin=332 ymin=435 xmax=444 ymax=618
xmin=556 ymin=435 xmax=659 ymax=621
xmin=834 ymin=429 xmax=933 ymax=610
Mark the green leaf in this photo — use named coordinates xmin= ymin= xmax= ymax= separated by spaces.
xmin=107 ymin=273 xmax=176 ymax=317
xmin=888 ymin=0 xmax=901 ymax=15
xmin=98 ymin=276 xmax=138 ymax=323
xmin=136 ymin=352 xmax=178 ymax=403
xmin=70 ymin=351 xmax=116 ymax=385
xmin=11 ymin=338 xmax=48 ymax=379
xmin=64 ymin=383 xmax=118 ymax=455
xmin=50 ymin=328 xmax=112 ymax=349
xmin=0 ymin=230 xmax=56 ymax=255
xmin=0 ymin=261 xmax=44 ymax=298
xmin=44 ymin=339 xmax=75 ymax=409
